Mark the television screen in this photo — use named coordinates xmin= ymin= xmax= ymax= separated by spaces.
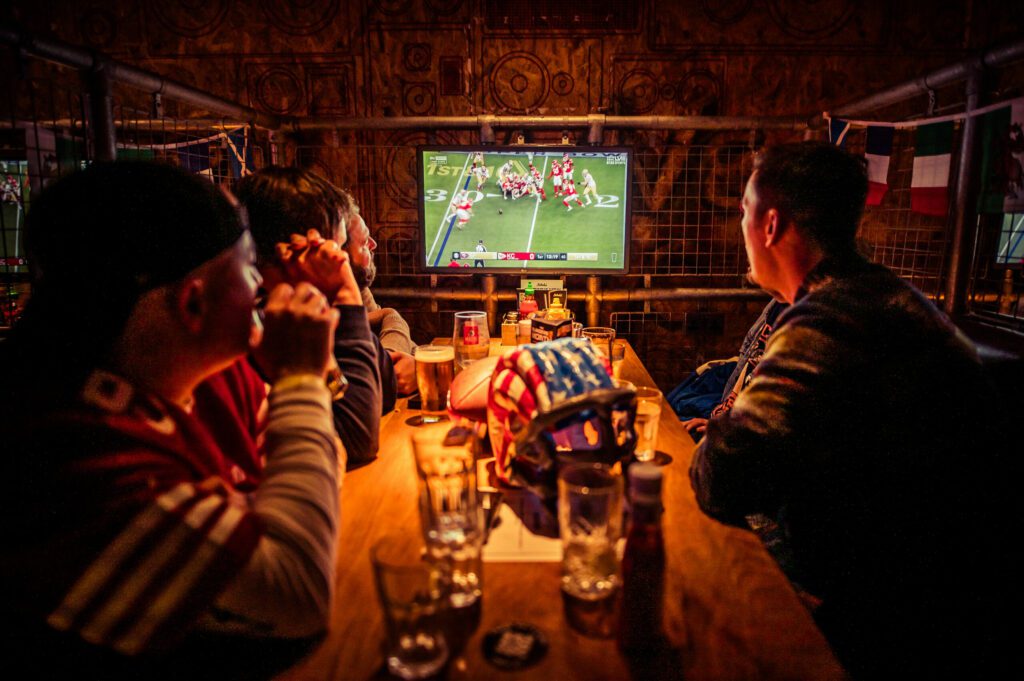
xmin=418 ymin=146 xmax=631 ymax=273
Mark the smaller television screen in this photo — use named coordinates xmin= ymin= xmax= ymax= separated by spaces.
xmin=418 ymin=146 xmax=631 ymax=273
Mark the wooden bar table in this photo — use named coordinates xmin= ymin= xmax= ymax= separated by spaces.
xmin=278 ymin=340 xmax=845 ymax=680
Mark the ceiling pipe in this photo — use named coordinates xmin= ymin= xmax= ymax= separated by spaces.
xmin=831 ymin=38 xmax=1024 ymax=117
xmin=1 ymin=24 xmax=281 ymax=129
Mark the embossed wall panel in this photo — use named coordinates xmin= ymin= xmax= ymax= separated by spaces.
xmin=482 ymin=0 xmax=640 ymax=33
xmin=142 ymin=0 xmax=353 ymax=57
xmin=367 ymin=29 xmax=471 ymax=117
xmin=66 ymin=0 xmax=144 ymax=53
xmin=366 ymin=0 xmax=471 ymax=24
xmin=649 ymin=0 xmax=892 ymax=51
xmin=483 ymin=40 xmax=600 ymax=114
xmin=611 ymin=58 xmax=725 ymax=116
xmin=243 ymin=60 xmax=358 ymax=117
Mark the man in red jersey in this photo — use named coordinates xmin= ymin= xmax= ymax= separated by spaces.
xmin=1 ymin=162 xmax=343 ymax=678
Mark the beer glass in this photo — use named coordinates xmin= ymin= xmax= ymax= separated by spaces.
xmin=413 ymin=345 xmax=455 ymax=424
xmin=452 ymin=311 xmax=489 ymax=370
xmin=371 ymin=536 xmax=450 ymax=679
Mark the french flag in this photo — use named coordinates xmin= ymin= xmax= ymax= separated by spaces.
xmin=864 ymin=126 xmax=893 ymax=206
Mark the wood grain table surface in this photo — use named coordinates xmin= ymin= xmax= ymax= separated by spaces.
xmin=278 ymin=339 xmax=845 ymax=681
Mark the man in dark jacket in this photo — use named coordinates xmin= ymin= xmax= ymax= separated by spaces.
xmin=690 ymin=142 xmax=1009 ymax=678
xmin=235 ymin=167 xmax=388 ymax=465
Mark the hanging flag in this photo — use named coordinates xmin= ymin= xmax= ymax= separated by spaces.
xmin=177 ymin=139 xmax=211 ymax=175
xmin=829 ymin=118 xmax=851 ymax=147
xmin=977 ymin=100 xmax=1024 ymax=214
xmin=910 ymin=121 xmax=953 ymax=216
xmin=225 ymin=128 xmax=253 ymax=179
xmin=864 ymin=126 xmax=894 ymax=206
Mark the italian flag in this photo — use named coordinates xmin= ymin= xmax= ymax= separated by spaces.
xmin=864 ymin=126 xmax=893 ymax=206
xmin=977 ymin=99 xmax=1024 ymax=214
xmin=911 ymin=121 xmax=953 ymax=216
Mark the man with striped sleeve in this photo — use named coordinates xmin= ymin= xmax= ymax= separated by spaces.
xmin=0 ymin=162 xmax=343 ymax=678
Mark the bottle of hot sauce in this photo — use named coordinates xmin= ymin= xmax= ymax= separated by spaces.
xmin=519 ymin=281 xmax=538 ymax=319
xmin=618 ymin=463 xmax=665 ymax=653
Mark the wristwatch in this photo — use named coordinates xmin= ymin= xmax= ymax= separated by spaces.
xmin=326 ymin=361 xmax=348 ymax=401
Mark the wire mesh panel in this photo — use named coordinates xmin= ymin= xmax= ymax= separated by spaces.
xmin=0 ymin=56 xmax=91 ymax=327
xmin=968 ymin=212 xmax=1024 ymax=331
xmin=631 ymin=137 xmax=751 ymax=279
xmin=610 ymin=311 xmax=696 ymax=390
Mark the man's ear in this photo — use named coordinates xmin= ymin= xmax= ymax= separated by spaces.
xmin=764 ymin=208 xmax=782 ymax=247
xmin=174 ymin=278 xmax=206 ymax=334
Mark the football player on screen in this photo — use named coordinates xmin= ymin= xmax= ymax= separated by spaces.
xmin=581 ymin=169 xmax=597 ymax=206
xmin=448 ymin=190 xmax=474 ymax=230
xmin=562 ymin=179 xmax=584 ymax=211
xmin=529 ymin=163 xmax=547 ymax=200
xmin=562 ymin=153 xmax=574 ymax=182
xmin=472 ymin=163 xmax=490 ymax=190
xmin=548 ymin=160 xmax=564 ymax=196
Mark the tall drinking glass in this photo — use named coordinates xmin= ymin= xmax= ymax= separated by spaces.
xmin=371 ymin=536 xmax=450 ymax=680
xmin=610 ymin=339 xmax=627 ymax=379
xmin=412 ymin=425 xmax=484 ymax=645
xmin=633 ymin=386 xmax=663 ymax=462
xmin=413 ymin=345 xmax=455 ymax=424
xmin=558 ymin=463 xmax=623 ymax=604
xmin=452 ymin=311 xmax=489 ymax=371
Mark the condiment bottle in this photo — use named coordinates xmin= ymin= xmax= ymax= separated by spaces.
xmin=618 ymin=463 xmax=665 ymax=653
xmin=519 ymin=282 xmax=538 ymax=319
xmin=546 ymin=294 xmax=566 ymax=320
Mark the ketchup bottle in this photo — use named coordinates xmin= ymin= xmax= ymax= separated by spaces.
xmin=618 ymin=463 xmax=666 ymax=653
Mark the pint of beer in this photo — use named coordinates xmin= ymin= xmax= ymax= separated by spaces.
xmin=414 ymin=345 xmax=455 ymax=423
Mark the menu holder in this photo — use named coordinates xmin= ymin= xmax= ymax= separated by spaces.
xmin=478 ymin=457 xmax=562 ymax=563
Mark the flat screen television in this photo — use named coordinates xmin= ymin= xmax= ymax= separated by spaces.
xmin=417 ymin=146 xmax=631 ymax=273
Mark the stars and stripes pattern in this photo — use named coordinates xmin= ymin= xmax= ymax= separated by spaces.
xmin=487 ymin=338 xmax=613 ymax=482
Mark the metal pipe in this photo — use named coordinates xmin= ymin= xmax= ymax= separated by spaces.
xmin=0 ymin=119 xmax=252 ymax=131
xmin=586 ymin=276 xmax=601 ymax=327
xmin=85 ymin=62 xmax=116 ymax=162
xmin=592 ymin=288 xmax=770 ymax=302
xmin=587 ymin=114 xmax=605 ymax=144
xmin=294 ymin=114 xmax=809 ymax=132
xmin=945 ymin=64 xmax=984 ymax=316
xmin=372 ymin=284 xmax=765 ymax=301
xmin=481 ymin=275 xmax=498 ymax=335
xmin=1 ymin=24 xmax=280 ymax=129
xmin=832 ymin=38 xmax=1024 ymax=116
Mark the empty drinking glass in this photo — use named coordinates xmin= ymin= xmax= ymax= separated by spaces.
xmin=581 ymin=326 xmax=615 ymax=358
xmin=371 ymin=536 xmax=451 ymax=680
xmin=558 ymin=463 xmax=623 ymax=604
xmin=412 ymin=425 xmax=484 ymax=641
xmin=633 ymin=386 xmax=663 ymax=463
